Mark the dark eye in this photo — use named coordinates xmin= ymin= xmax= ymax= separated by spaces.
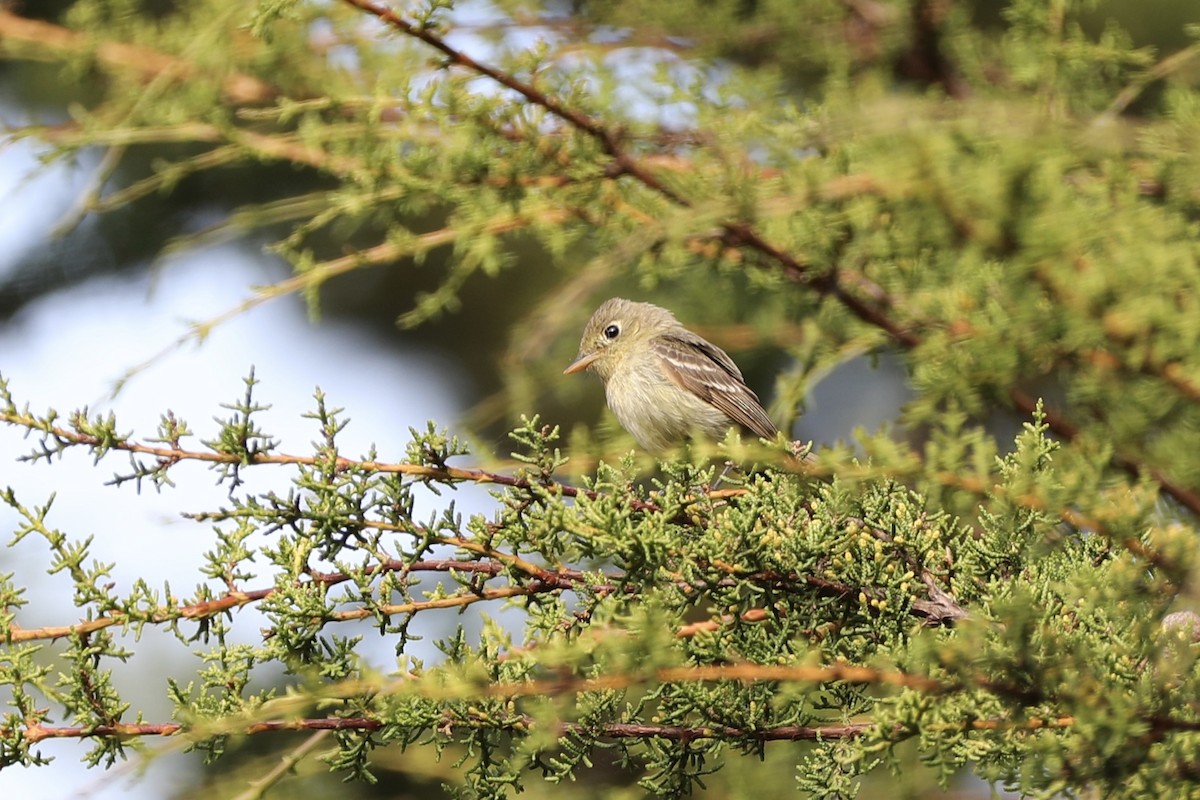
xmin=603 ymin=324 xmax=620 ymax=340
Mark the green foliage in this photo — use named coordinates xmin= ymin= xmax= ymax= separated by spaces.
xmin=2 ymin=372 xmax=1199 ymax=797
xmin=3 ymin=0 xmax=1200 ymax=797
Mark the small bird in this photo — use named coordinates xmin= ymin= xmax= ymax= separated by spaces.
xmin=564 ymin=298 xmax=780 ymax=453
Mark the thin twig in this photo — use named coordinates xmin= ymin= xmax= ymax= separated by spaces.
xmin=232 ymin=729 xmax=331 ymax=800
xmin=1097 ymin=42 xmax=1200 ymax=123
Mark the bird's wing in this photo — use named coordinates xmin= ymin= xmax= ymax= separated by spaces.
xmin=651 ymin=334 xmax=779 ymax=441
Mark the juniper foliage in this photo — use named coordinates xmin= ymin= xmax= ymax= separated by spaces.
xmin=2 ymin=0 xmax=1200 ymax=798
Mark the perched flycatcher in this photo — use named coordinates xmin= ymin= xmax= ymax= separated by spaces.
xmin=563 ymin=298 xmax=779 ymax=453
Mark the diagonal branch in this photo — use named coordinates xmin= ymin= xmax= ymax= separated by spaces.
xmin=338 ymin=0 xmax=692 ymax=207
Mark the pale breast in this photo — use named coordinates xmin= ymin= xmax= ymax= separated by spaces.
xmin=605 ymin=358 xmax=732 ymax=452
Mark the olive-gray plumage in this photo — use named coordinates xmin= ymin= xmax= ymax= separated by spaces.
xmin=564 ymin=298 xmax=778 ymax=453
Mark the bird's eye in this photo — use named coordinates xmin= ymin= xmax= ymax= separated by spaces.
xmin=603 ymin=324 xmax=620 ymax=340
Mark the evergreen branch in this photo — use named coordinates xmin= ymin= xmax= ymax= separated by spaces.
xmin=22 ymin=710 xmax=1161 ymax=749
xmin=1008 ymin=389 xmax=1200 ymax=516
xmin=104 ymin=208 xmax=573 ymax=393
xmin=327 ymin=584 xmax=541 ymax=623
xmin=6 ymin=9 xmax=1193 ymax=525
xmin=21 ymin=107 xmax=591 ymax=190
xmin=0 ymin=13 xmax=698 ymax=157
xmin=14 ymin=716 xmax=877 ymax=744
xmin=275 ymin=662 xmax=1045 ymax=707
xmin=5 ymin=546 xmax=966 ymax=645
xmin=0 ymin=406 xmax=662 ymax=510
xmin=337 ymin=0 xmax=692 ymax=207
xmin=931 ymin=467 xmax=1181 ymax=578
xmin=5 ymin=587 xmax=273 ymax=643
xmin=352 ymin=521 xmax=962 ymax=624
xmin=1097 ymin=40 xmax=1200 ymax=122
xmin=0 ymin=10 xmax=275 ymax=105
xmin=473 ymin=663 xmax=940 ymax=697
xmin=1079 ymin=342 xmax=1200 ymax=408
xmin=0 ymin=391 xmax=1179 ymax=580
xmin=1030 ymin=259 xmax=1200 ymax=413
xmin=17 ymin=677 xmax=1200 ymax=747
xmin=27 ymin=707 xmax=1200 ymax=773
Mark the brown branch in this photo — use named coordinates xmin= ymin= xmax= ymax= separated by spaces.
xmin=1084 ymin=349 xmax=1200 ymax=407
xmin=1158 ymin=362 xmax=1200 ymax=406
xmin=698 ymin=563 xmax=967 ymax=627
xmin=5 ymin=587 xmax=273 ymax=643
xmin=337 ymin=0 xmax=692 ymax=208
xmin=907 ymin=458 xmax=1180 ymax=577
xmin=676 ymin=608 xmax=772 ymax=638
xmin=0 ymin=407 xmax=619 ymax=506
xmin=340 ymin=0 xmax=921 ymax=351
xmin=12 ymin=710 xmax=1121 ymax=747
xmin=31 ymin=707 xmax=1200 ymax=760
xmin=6 ymin=538 xmax=971 ymax=644
xmin=335 ymin=660 xmax=1031 ymax=710
xmin=3 ymin=555 xmax=550 ymax=643
xmin=16 ymin=715 xmax=875 ymax=744
xmin=845 ymin=514 xmax=969 ymax=624
xmin=328 ymin=584 xmax=540 ymax=622
xmin=26 ymin=679 xmax=1200 ymax=747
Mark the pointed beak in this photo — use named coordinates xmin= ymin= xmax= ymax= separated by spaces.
xmin=563 ymin=351 xmax=600 ymax=375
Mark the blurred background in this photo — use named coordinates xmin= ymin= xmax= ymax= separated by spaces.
xmin=1 ymin=0 xmax=1198 ymax=797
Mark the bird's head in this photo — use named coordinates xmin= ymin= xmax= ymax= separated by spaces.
xmin=563 ymin=298 xmax=679 ymax=382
